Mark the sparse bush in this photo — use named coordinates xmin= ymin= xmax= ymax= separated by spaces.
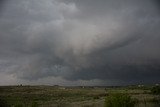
xmin=105 ymin=93 xmax=138 ymax=107
xmin=150 ymin=97 xmax=160 ymax=103
xmin=151 ymin=86 xmax=160 ymax=95
xmin=57 ymin=102 xmax=68 ymax=107
xmin=93 ymin=95 xmax=100 ymax=99
xmin=31 ymin=101 xmax=38 ymax=107
xmin=0 ymin=97 xmax=10 ymax=107
xmin=14 ymin=103 xmax=24 ymax=107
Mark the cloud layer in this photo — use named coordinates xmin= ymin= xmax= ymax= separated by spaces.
xmin=0 ymin=0 xmax=160 ymax=85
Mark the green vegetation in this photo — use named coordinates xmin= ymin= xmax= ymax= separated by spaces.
xmin=0 ymin=85 xmax=159 ymax=107
xmin=151 ymin=86 xmax=160 ymax=95
xmin=0 ymin=97 xmax=10 ymax=107
xmin=105 ymin=93 xmax=138 ymax=107
xmin=31 ymin=101 xmax=39 ymax=107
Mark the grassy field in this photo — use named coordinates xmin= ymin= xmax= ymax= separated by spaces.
xmin=0 ymin=85 xmax=159 ymax=107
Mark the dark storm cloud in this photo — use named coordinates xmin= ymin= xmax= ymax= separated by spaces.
xmin=0 ymin=0 xmax=160 ymax=85
xmin=0 ymin=0 xmax=7 ymax=12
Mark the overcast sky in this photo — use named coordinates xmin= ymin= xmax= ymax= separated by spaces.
xmin=0 ymin=0 xmax=160 ymax=86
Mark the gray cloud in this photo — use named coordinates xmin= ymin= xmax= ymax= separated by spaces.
xmin=0 ymin=0 xmax=160 ymax=85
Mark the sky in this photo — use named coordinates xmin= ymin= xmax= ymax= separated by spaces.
xmin=0 ymin=0 xmax=160 ymax=86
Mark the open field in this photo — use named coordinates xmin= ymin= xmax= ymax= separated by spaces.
xmin=0 ymin=85 xmax=159 ymax=107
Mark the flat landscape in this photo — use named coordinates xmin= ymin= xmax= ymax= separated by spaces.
xmin=0 ymin=0 xmax=160 ymax=107
xmin=0 ymin=85 xmax=159 ymax=107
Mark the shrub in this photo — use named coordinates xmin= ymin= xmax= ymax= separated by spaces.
xmin=105 ymin=93 xmax=138 ymax=107
xmin=31 ymin=101 xmax=38 ymax=107
xmin=14 ymin=103 xmax=24 ymax=107
xmin=93 ymin=95 xmax=100 ymax=99
xmin=0 ymin=97 xmax=10 ymax=107
xmin=151 ymin=86 xmax=160 ymax=95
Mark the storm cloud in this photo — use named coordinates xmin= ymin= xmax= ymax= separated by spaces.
xmin=0 ymin=0 xmax=160 ymax=85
